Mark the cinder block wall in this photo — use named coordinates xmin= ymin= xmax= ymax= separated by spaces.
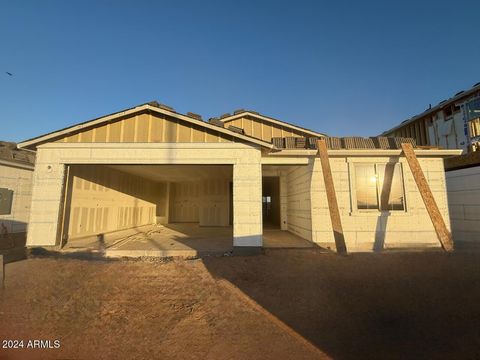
xmin=0 ymin=164 xmax=33 ymax=233
xmin=310 ymin=156 xmax=450 ymax=251
xmin=286 ymin=164 xmax=313 ymax=241
xmin=446 ymin=165 xmax=480 ymax=246
xmin=67 ymin=165 xmax=163 ymax=239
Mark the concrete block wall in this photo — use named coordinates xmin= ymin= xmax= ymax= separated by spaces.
xmin=446 ymin=165 xmax=480 ymax=245
xmin=233 ymin=155 xmax=262 ymax=247
xmin=0 ymin=164 xmax=33 ymax=233
xmin=27 ymin=150 xmax=67 ymax=246
xmin=285 ymin=164 xmax=313 ymax=241
xmin=310 ymin=156 xmax=450 ymax=251
xmin=67 ymin=165 xmax=161 ymax=240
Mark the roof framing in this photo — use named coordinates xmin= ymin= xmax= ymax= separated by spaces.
xmin=18 ymin=104 xmax=276 ymax=150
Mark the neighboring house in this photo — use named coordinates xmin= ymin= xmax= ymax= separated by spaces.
xmin=18 ymin=102 xmax=459 ymax=252
xmin=381 ymin=84 xmax=480 ymax=246
xmin=444 ymin=152 xmax=480 ymax=248
xmin=0 ymin=141 xmax=35 ymax=237
xmin=382 ymin=82 xmax=480 ymax=153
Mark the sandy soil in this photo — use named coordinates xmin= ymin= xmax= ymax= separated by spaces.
xmin=1 ymin=250 xmax=480 ymax=359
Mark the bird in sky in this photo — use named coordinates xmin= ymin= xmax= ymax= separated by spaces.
xmin=5 ymin=72 xmax=13 ymax=76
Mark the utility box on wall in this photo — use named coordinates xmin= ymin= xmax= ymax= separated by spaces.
xmin=0 ymin=188 xmax=13 ymax=215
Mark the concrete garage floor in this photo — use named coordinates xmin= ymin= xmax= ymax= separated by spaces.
xmin=63 ymin=224 xmax=315 ymax=257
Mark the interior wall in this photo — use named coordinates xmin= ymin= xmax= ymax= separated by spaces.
xmin=67 ymin=165 xmax=164 ymax=239
xmin=170 ymin=179 xmax=231 ymax=226
xmin=170 ymin=182 xmax=200 ymax=222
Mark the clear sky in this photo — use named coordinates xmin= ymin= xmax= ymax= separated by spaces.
xmin=1 ymin=0 xmax=479 ymax=142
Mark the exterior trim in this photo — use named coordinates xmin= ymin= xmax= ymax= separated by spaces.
xmin=0 ymin=158 xmax=35 ymax=170
xmin=266 ymin=149 xmax=463 ymax=157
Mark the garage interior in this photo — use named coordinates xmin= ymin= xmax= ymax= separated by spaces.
xmin=61 ymin=164 xmax=234 ymax=256
xmin=61 ymin=164 xmax=317 ymax=256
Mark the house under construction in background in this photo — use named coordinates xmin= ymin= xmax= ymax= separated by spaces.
xmin=382 ymin=83 xmax=480 ymax=248
xmin=382 ymin=82 xmax=480 ymax=153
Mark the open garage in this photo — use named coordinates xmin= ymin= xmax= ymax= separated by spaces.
xmin=61 ymin=164 xmax=234 ymax=256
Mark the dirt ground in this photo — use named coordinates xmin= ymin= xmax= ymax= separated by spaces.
xmin=1 ymin=250 xmax=480 ymax=359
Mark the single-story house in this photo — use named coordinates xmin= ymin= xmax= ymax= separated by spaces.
xmin=0 ymin=142 xmax=35 ymax=240
xmin=18 ymin=102 xmax=461 ymax=253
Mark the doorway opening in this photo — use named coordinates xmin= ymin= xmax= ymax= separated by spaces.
xmin=262 ymin=176 xmax=280 ymax=229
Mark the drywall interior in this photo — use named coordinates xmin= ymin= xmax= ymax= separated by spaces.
xmin=112 ymin=165 xmax=233 ymax=227
xmin=66 ymin=165 xmax=233 ymax=242
xmin=66 ymin=165 xmax=162 ymax=239
xmin=170 ymin=179 xmax=231 ymax=226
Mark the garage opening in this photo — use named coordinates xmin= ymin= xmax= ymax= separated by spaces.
xmin=61 ymin=164 xmax=233 ymax=256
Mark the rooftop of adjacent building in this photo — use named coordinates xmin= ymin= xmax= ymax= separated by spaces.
xmin=0 ymin=141 xmax=35 ymax=167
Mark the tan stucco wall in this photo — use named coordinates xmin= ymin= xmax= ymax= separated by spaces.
xmin=223 ymin=116 xmax=307 ymax=143
xmin=0 ymin=163 xmax=33 ymax=233
xmin=56 ymin=112 xmax=236 ymax=144
xmin=66 ymin=165 xmax=162 ymax=239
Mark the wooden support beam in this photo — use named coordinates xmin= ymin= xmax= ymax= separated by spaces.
xmin=316 ymin=139 xmax=347 ymax=254
xmin=401 ymin=143 xmax=454 ymax=251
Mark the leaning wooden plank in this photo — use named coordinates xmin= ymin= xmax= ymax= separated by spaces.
xmin=316 ymin=139 xmax=348 ymax=254
xmin=401 ymin=143 xmax=454 ymax=251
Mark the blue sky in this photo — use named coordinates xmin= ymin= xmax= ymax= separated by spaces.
xmin=1 ymin=0 xmax=479 ymax=142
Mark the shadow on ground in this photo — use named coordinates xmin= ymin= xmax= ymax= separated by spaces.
xmin=203 ymin=250 xmax=480 ymax=359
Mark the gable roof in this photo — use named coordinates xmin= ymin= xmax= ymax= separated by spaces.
xmin=18 ymin=102 xmax=276 ymax=150
xmin=216 ymin=110 xmax=327 ymax=138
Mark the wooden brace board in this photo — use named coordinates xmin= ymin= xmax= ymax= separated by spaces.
xmin=316 ymin=139 xmax=348 ymax=254
xmin=401 ymin=143 xmax=454 ymax=251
